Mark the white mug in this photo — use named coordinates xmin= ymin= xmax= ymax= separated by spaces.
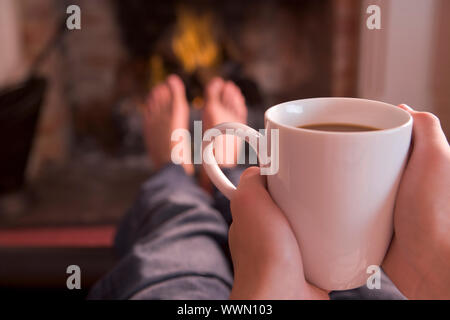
xmin=202 ymin=98 xmax=413 ymax=291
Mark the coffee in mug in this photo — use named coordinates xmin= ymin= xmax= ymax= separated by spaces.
xmin=298 ymin=123 xmax=380 ymax=132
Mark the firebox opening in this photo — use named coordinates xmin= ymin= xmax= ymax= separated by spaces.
xmin=114 ymin=0 xmax=333 ymax=111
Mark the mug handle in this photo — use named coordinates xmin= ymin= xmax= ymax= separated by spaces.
xmin=202 ymin=122 xmax=263 ymax=199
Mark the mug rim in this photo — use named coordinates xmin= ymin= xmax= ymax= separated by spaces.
xmin=265 ymin=97 xmax=413 ymax=136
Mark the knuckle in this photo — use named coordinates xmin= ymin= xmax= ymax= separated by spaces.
xmin=415 ymin=112 xmax=440 ymax=125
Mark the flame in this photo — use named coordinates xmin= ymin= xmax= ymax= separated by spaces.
xmin=172 ymin=6 xmax=221 ymax=73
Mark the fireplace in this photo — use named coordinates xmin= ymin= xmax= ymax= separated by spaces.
xmin=12 ymin=0 xmax=360 ymax=162
xmin=114 ymin=0 xmax=336 ymax=109
xmin=0 ymin=0 xmax=361 ymax=226
xmin=99 ymin=0 xmax=360 ymax=156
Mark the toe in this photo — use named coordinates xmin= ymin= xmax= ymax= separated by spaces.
xmin=206 ymin=77 xmax=225 ymax=105
xmin=153 ymin=84 xmax=168 ymax=115
xmin=234 ymin=85 xmax=246 ymax=107
xmin=234 ymin=87 xmax=247 ymax=117
xmin=153 ymin=85 xmax=163 ymax=107
xmin=229 ymin=83 xmax=246 ymax=115
xmin=145 ymin=93 xmax=153 ymax=111
xmin=222 ymin=81 xmax=235 ymax=109
xmin=167 ymin=74 xmax=187 ymax=105
xmin=159 ymin=84 xmax=171 ymax=110
xmin=146 ymin=90 xmax=157 ymax=113
xmin=223 ymin=81 xmax=246 ymax=115
xmin=167 ymin=74 xmax=184 ymax=90
xmin=228 ymin=82 xmax=248 ymax=120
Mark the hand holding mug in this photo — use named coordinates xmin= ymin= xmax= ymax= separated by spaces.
xmin=228 ymin=167 xmax=329 ymax=300
xmin=203 ymin=98 xmax=413 ymax=291
xmin=383 ymin=105 xmax=450 ymax=299
xmin=227 ymin=104 xmax=450 ymax=299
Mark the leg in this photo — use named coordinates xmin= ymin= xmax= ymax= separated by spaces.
xmin=88 ymin=75 xmax=232 ymax=300
xmin=89 ymin=164 xmax=232 ymax=299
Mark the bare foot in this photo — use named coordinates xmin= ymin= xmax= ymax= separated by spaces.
xmin=203 ymin=78 xmax=248 ymax=166
xmin=142 ymin=74 xmax=194 ymax=175
xmin=200 ymin=77 xmax=248 ymax=189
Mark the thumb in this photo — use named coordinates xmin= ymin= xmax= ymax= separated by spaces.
xmin=398 ymin=104 xmax=449 ymax=151
xmin=236 ymin=166 xmax=267 ymax=191
xmin=230 ymin=167 xmax=268 ymax=220
xmin=230 ymin=167 xmax=282 ymax=223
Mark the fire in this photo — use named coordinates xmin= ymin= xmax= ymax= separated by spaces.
xmin=171 ymin=6 xmax=221 ymax=73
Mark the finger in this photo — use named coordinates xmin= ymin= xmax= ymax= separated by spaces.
xmin=398 ymin=104 xmax=449 ymax=151
xmin=397 ymin=104 xmax=414 ymax=112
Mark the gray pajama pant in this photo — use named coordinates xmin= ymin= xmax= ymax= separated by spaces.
xmin=88 ymin=164 xmax=405 ymax=300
